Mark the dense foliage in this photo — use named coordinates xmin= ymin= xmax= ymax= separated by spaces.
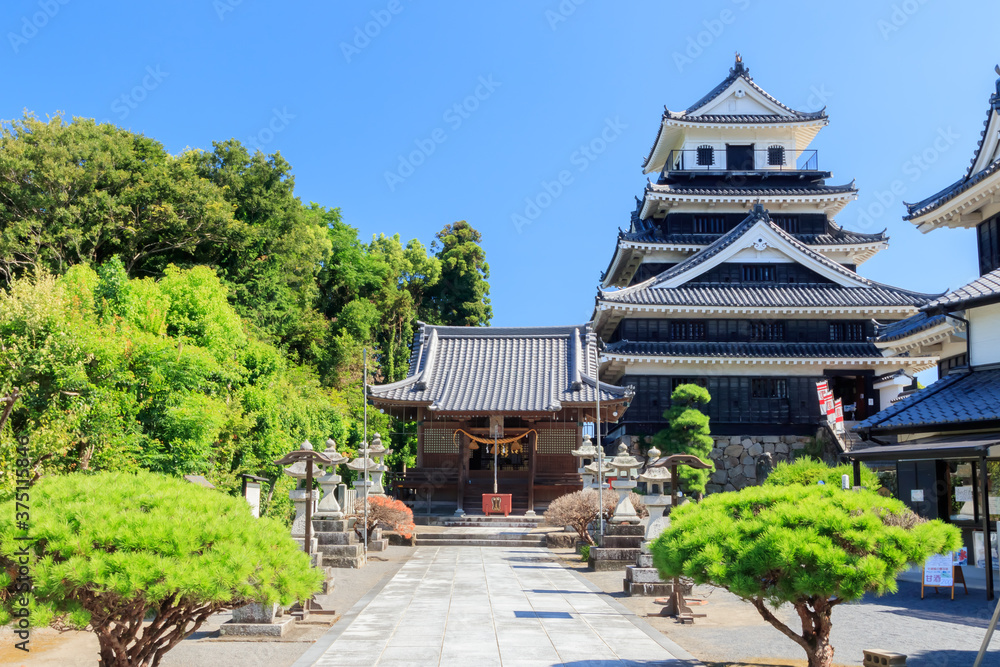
xmin=0 ymin=113 xmax=492 ymax=504
xmin=352 ymin=496 xmax=416 ymax=543
xmin=0 ymin=471 xmax=322 ymax=666
xmin=764 ymin=457 xmax=881 ymax=490
xmin=651 ymin=383 xmax=714 ymax=495
xmin=651 ymin=484 xmax=961 ymax=667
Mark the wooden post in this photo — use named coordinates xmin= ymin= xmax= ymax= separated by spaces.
xmin=852 ymin=459 xmax=861 ymax=488
xmin=527 ymin=430 xmax=537 ymax=515
xmin=456 ymin=429 xmax=468 ymax=513
xmin=981 ymin=455 xmax=994 ymax=600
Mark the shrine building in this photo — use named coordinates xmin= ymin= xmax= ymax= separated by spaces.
xmin=594 ymin=56 xmax=940 ymax=490
xmin=367 ymin=323 xmax=632 ymax=515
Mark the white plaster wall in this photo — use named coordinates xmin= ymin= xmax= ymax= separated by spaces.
xmin=969 ymin=302 xmax=1000 ymax=366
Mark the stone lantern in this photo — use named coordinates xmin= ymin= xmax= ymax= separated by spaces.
xmin=315 ymin=438 xmax=348 ymax=520
xmin=571 ymin=434 xmax=599 ymax=489
xmin=278 ymin=440 xmax=332 ymax=555
xmin=637 ymin=446 xmax=672 ymax=543
xmin=583 ymin=458 xmax=612 ymax=490
xmin=367 ymin=433 xmax=393 ymax=496
xmin=347 ymin=442 xmax=377 ymax=497
xmin=608 ymin=441 xmax=641 ymax=524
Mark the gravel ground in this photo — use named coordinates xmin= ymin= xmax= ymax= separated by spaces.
xmin=556 ymin=548 xmax=1000 ymax=667
xmin=0 ymin=545 xmax=414 ymax=667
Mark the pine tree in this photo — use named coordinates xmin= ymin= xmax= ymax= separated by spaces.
xmin=652 ymin=383 xmax=714 ymax=495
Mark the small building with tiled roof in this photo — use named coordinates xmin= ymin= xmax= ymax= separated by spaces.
xmin=851 ymin=66 xmax=1000 ymax=598
xmin=368 ymin=323 xmax=632 ymax=515
xmin=593 ymin=57 xmax=937 ymax=492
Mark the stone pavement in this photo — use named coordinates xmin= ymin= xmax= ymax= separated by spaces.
xmin=295 ymin=546 xmax=694 ymax=666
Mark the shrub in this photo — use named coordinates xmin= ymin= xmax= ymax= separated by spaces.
xmin=352 ymin=496 xmax=415 ymax=543
xmin=0 ymin=471 xmax=322 ymax=667
xmin=651 ymin=484 xmax=961 ymax=667
xmin=764 ymin=457 xmax=880 ymax=490
xmin=651 ymin=384 xmax=714 ymax=495
xmin=544 ymin=489 xmax=648 ymax=546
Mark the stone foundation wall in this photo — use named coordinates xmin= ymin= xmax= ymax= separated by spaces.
xmin=705 ymin=435 xmax=813 ymax=493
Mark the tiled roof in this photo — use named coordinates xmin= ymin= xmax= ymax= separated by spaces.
xmin=663 ymin=112 xmax=827 ymax=124
xmin=873 ymin=312 xmax=950 ymax=342
xmin=647 ymin=181 xmax=857 ymax=198
xmin=874 ymin=369 xmax=912 ymax=384
xmin=902 ymin=160 xmax=1000 ymax=220
xmin=923 ymin=268 xmax=1000 ymax=312
xmin=642 ymin=55 xmax=828 ymax=170
xmin=600 ymin=283 xmax=933 ymax=309
xmin=600 ymin=206 xmax=936 ymax=309
xmin=619 ymin=229 xmax=886 ymax=247
xmin=605 ymin=340 xmax=884 ymax=359
xmin=903 ymin=78 xmax=1000 ymax=220
xmin=857 ymin=368 xmax=1000 ymax=432
xmin=369 ymin=323 xmax=632 ymax=413
xmin=681 ymin=56 xmax=828 ymax=119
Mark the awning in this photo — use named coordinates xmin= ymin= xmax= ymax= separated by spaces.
xmin=844 ymin=435 xmax=1000 ymax=461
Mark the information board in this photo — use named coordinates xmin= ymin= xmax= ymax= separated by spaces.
xmin=923 ymin=553 xmax=954 ymax=587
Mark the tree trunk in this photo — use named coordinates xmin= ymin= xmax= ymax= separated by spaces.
xmin=805 ymin=631 xmax=834 ymax=667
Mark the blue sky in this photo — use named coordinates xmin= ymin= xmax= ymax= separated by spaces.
xmin=3 ymin=0 xmax=997 ymax=336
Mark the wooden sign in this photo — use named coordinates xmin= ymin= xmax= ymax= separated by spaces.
xmin=922 ymin=552 xmax=968 ymax=600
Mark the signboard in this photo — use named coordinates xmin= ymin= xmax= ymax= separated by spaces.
xmin=954 ymin=547 xmax=969 ymax=566
xmin=910 ymin=489 xmax=925 ymax=502
xmin=245 ymin=481 xmax=261 ymax=518
xmin=974 ymin=525 xmax=1000 ymax=569
xmin=956 ymin=485 xmax=974 ymax=503
xmin=923 ymin=553 xmax=954 ymax=587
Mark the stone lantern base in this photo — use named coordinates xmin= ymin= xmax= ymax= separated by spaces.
xmin=219 ymin=603 xmax=295 ymax=637
xmin=587 ymin=524 xmax=644 ymax=571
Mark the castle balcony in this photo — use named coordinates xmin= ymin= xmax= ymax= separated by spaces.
xmin=663 ymin=147 xmax=819 ymax=179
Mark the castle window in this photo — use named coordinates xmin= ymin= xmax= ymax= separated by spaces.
xmin=693 ymin=216 xmax=725 ymax=233
xmin=771 ymin=215 xmax=800 ymax=234
xmin=696 ymin=145 xmax=714 ymax=167
xmin=767 ymin=145 xmax=786 ymax=166
xmin=669 ymin=321 xmax=706 ymax=341
xmin=750 ymin=321 xmax=785 ymax=342
xmin=742 ymin=265 xmax=775 ymax=282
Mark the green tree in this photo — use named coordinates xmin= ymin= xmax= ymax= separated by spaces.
xmin=423 ymin=221 xmax=491 ymax=326
xmin=651 ymin=484 xmax=962 ymax=667
xmin=191 ymin=142 xmax=333 ymax=361
xmin=0 ymin=471 xmax=322 ymax=667
xmin=764 ymin=457 xmax=881 ymax=490
xmin=0 ymin=114 xmax=240 ymax=285
xmin=651 ymin=383 xmax=714 ymax=495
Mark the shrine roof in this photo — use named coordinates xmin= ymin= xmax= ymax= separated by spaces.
xmin=368 ymin=323 xmax=632 ymax=413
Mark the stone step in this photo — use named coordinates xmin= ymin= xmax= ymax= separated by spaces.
xmin=446 ymin=515 xmax=543 ymax=523
xmin=419 ymin=532 xmax=542 ymax=541
xmin=415 ymin=537 xmax=547 ymax=548
xmin=445 ymin=521 xmax=542 ymax=528
xmin=600 ymin=535 xmax=644 ymax=549
xmin=316 ymin=532 xmax=356 ymax=545
xmin=317 ymin=543 xmax=363 ymax=557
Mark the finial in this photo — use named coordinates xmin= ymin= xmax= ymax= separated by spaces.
xmin=731 ymin=52 xmax=749 ymax=77
xmin=994 ymin=63 xmax=999 ymax=77
xmin=735 ymin=51 xmax=742 ymax=64
xmin=300 ymin=439 xmax=313 ymax=451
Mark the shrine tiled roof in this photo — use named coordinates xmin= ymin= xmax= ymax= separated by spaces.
xmin=873 ymin=312 xmax=950 ymax=343
xmin=368 ymin=323 xmax=632 ymax=413
xmin=605 ymin=340 xmax=884 ymax=359
xmin=922 ymin=268 xmax=1000 ymax=312
xmin=857 ymin=368 xmax=1000 ymax=432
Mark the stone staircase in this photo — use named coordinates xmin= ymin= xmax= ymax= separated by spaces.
xmin=588 ymin=524 xmax=644 ymax=571
xmin=415 ymin=515 xmax=547 ymax=548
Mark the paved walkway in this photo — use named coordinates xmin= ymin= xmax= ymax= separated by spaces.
xmin=298 ymin=547 xmax=691 ymax=666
